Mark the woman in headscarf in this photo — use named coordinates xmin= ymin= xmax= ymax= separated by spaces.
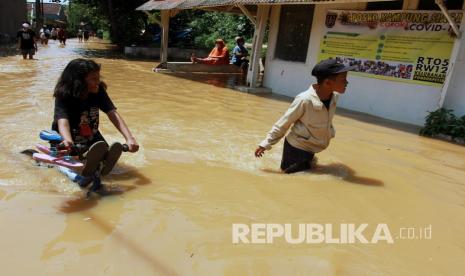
xmin=191 ymin=39 xmax=230 ymax=65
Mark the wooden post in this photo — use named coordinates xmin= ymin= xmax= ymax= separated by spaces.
xmin=247 ymin=5 xmax=270 ymax=88
xmin=161 ymin=10 xmax=170 ymax=63
xmin=435 ymin=0 xmax=461 ymax=38
xmin=35 ymin=0 xmax=42 ymax=31
xmin=437 ymin=10 xmax=465 ymax=108
xmin=237 ymin=4 xmax=256 ymax=26
xmin=403 ymin=0 xmax=419 ymax=9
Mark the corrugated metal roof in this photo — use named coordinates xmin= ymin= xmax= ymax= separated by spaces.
xmin=136 ymin=0 xmax=185 ymax=10
xmin=27 ymin=2 xmax=63 ymax=15
xmin=180 ymin=0 xmax=233 ymax=9
xmin=137 ymin=0 xmax=398 ymax=10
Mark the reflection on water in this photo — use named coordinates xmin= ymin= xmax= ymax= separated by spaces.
xmin=59 ymin=196 xmax=99 ymax=213
xmin=105 ymin=164 xmax=152 ymax=186
xmin=73 ymin=43 xmax=122 ymax=59
xmin=0 ymin=44 xmax=18 ymax=57
xmin=312 ymin=163 xmax=384 ymax=186
xmin=58 ymin=184 xmax=137 ymax=214
xmin=0 ymin=38 xmax=465 ymax=275
xmin=169 ymin=72 xmax=246 ymax=89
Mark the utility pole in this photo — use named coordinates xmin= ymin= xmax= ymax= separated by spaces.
xmin=34 ymin=0 xmax=43 ymax=31
xmin=41 ymin=0 xmax=45 ymax=27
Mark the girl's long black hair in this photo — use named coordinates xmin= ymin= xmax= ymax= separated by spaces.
xmin=53 ymin=58 xmax=106 ymax=100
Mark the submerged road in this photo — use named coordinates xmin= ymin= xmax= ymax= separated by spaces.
xmin=0 ymin=38 xmax=465 ymax=275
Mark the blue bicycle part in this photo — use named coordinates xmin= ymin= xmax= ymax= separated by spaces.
xmin=39 ymin=130 xmax=63 ymax=142
xmin=49 ymin=147 xmax=58 ymax=157
xmin=57 ymin=166 xmax=85 ymax=183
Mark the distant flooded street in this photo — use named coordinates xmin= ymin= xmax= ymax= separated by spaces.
xmin=0 ymin=39 xmax=465 ymax=275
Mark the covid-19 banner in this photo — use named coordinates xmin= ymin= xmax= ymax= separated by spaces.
xmin=318 ymin=10 xmax=463 ymax=87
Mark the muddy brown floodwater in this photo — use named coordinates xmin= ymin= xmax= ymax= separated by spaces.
xmin=0 ymin=39 xmax=465 ymax=275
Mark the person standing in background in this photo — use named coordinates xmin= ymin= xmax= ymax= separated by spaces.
xmin=17 ymin=23 xmax=37 ymax=60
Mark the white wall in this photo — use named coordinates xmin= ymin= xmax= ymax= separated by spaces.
xmin=264 ymin=3 xmax=365 ymax=97
xmin=263 ymin=1 xmax=461 ymax=126
xmin=338 ymin=76 xmax=442 ymax=124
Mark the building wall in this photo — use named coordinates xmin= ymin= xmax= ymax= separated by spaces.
xmin=0 ymin=0 xmax=27 ymax=42
xmin=264 ymin=3 xmax=365 ymax=97
xmin=263 ymin=0 xmax=465 ymax=126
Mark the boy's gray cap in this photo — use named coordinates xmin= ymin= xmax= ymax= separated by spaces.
xmin=312 ymin=58 xmax=356 ymax=77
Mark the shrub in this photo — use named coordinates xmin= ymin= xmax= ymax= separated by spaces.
xmin=420 ymin=108 xmax=465 ymax=140
xmin=189 ymin=11 xmax=254 ymax=49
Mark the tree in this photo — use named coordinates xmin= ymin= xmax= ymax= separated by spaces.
xmin=189 ymin=11 xmax=254 ymax=49
xmin=64 ymin=1 xmax=255 ymax=49
xmin=66 ymin=2 xmax=109 ymax=37
xmin=71 ymin=0 xmax=148 ymax=46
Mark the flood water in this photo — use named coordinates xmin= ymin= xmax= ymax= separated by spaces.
xmin=1 ymin=39 xmax=465 ymax=275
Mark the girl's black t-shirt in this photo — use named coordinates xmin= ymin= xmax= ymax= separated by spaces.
xmin=52 ymin=87 xmax=116 ymax=144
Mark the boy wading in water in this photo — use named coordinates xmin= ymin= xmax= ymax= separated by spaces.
xmin=255 ymin=58 xmax=354 ymax=174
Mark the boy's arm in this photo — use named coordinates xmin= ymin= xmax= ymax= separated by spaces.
xmin=258 ymin=98 xmax=306 ymax=150
xmin=107 ymin=110 xmax=139 ymax=152
xmin=234 ymin=47 xmax=247 ymax=57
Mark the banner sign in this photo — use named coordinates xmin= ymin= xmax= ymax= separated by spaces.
xmin=318 ymin=10 xmax=463 ymax=86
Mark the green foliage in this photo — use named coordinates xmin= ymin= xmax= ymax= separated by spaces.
xmin=450 ymin=115 xmax=465 ymax=139
xmin=66 ymin=2 xmax=109 ymax=35
xmin=65 ymin=2 xmax=255 ymax=49
xmin=72 ymin=0 xmax=148 ymax=45
xmin=146 ymin=11 xmax=161 ymax=25
xmin=170 ymin=10 xmax=200 ymax=31
xmin=189 ymin=11 xmax=254 ymax=49
xmin=115 ymin=12 xmax=146 ymax=46
xmin=420 ymin=108 xmax=465 ymax=139
xmin=139 ymin=10 xmax=255 ymax=49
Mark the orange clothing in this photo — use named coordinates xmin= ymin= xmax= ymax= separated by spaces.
xmin=201 ymin=46 xmax=230 ymax=65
